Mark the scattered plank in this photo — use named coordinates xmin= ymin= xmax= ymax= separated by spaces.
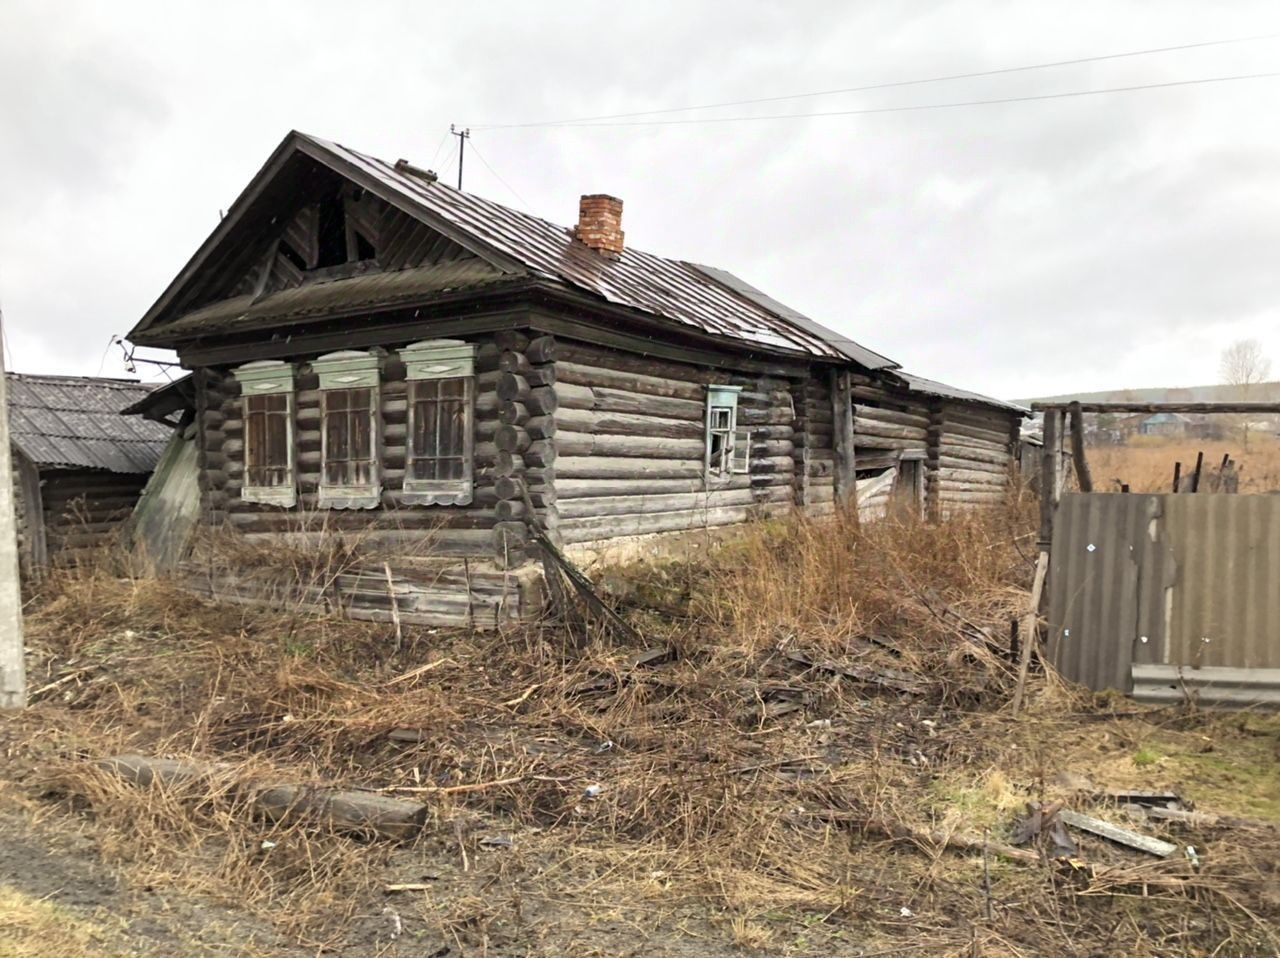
xmin=784 ymin=649 xmax=927 ymax=696
xmin=379 ymin=775 xmax=524 ymax=795
xmin=1058 ymin=808 xmax=1178 ymax=857
xmin=94 ymin=754 xmax=427 ymax=842
xmin=384 ymin=658 xmax=450 ymax=687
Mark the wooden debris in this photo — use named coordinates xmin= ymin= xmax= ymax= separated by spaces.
xmin=1140 ymin=805 xmax=1278 ymax=831
xmin=784 ymin=649 xmax=926 ymax=696
xmin=384 ymin=658 xmax=450 ymax=686
xmin=802 ymin=808 xmax=1040 ymax=864
xmin=1058 ymin=808 xmax=1178 ymax=858
xmin=94 ymin=754 xmax=427 ymax=842
xmin=378 ymin=775 xmax=523 ymax=796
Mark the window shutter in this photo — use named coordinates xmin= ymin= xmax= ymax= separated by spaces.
xmin=234 ymin=360 xmax=296 ymax=508
xmin=732 ymin=427 xmax=751 ymax=474
xmin=313 ymin=351 xmax=381 ymax=510
xmin=401 ymin=340 xmax=476 ymax=506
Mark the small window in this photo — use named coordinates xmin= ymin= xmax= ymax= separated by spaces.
xmin=234 ymin=361 xmax=296 ymax=507
xmin=402 ymin=340 xmax=476 ymax=506
xmin=313 ymin=351 xmax=381 ymax=509
xmin=705 ymin=385 xmax=743 ymax=481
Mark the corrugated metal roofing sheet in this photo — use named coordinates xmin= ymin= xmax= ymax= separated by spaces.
xmin=6 ymin=374 xmax=173 ymax=474
xmin=302 ymin=134 xmax=868 ymax=363
xmin=897 ymin=371 xmax=1028 ymax=414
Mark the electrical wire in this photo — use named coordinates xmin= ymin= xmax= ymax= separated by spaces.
xmin=426 ymin=128 xmax=452 ymax=168
xmin=474 ymin=32 xmax=1280 ymax=129
xmin=507 ymin=71 xmax=1280 ymax=129
xmin=466 ymin=139 xmax=532 ymax=207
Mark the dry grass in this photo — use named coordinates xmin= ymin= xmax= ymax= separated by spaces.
xmin=1087 ymin=435 xmax=1280 ymax=493
xmin=3 ymin=504 xmax=1279 ymax=955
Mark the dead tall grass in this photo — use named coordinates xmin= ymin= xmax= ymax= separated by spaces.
xmin=4 ymin=503 xmax=1280 ymax=955
xmin=1087 ymin=436 xmax=1280 ymax=492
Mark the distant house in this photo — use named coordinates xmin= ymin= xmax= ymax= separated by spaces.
xmin=1137 ymin=412 xmax=1190 ymax=437
xmin=119 ymin=130 xmax=1027 ymax=624
xmin=7 ymin=374 xmax=172 ymax=576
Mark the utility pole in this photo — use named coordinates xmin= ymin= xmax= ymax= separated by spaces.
xmin=450 ymin=124 xmax=470 ymax=190
xmin=0 ymin=307 xmax=26 ymax=709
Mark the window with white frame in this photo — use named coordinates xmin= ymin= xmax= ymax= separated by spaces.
xmin=313 ymin=350 xmax=381 ymax=509
xmin=401 ymin=339 xmax=476 ymax=506
xmin=234 ymin=360 xmax=297 ymax=508
xmin=705 ymin=385 xmax=750 ymax=480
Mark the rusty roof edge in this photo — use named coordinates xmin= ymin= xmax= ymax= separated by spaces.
xmin=684 ymin=263 xmax=898 ymax=369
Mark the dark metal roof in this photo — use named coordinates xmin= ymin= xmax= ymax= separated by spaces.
xmin=161 ymin=258 xmax=515 ymax=337
xmin=687 ymin=263 xmax=896 ymax=370
xmin=896 ymin=371 xmax=1028 ymax=415
xmin=7 ymin=374 xmax=173 ymax=473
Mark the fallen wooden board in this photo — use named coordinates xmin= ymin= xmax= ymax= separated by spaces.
xmin=1058 ymin=808 xmax=1178 ymax=857
xmin=784 ymin=649 xmax=927 ymax=696
xmin=94 ymin=754 xmax=427 ymax=842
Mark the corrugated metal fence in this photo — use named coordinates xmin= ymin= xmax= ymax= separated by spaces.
xmin=1047 ymin=493 xmax=1280 ymax=703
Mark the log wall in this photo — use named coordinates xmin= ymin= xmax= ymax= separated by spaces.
xmin=932 ymin=401 xmax=1018 ymax=515
xmin=551 ymin=341 xmax=798 ymax=545
xmin=202 ymin=332 xmax=505 ymax=559
xmin=801 ymin=375 xmax=836 ymax=517
xmin=39 ymin=468 xmax=150 ymax=563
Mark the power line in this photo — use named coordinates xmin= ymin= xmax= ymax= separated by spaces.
xmin=467 ymin=139 xmax=532 ymax=208
xmin=506 ymin=71 xmax=1280 ymax=129
xmin=474 ymin=32 xmax=1280 ymax=130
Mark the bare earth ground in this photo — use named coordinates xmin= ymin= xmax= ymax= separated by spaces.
xmin=2 ymin=505 xmax=1280 ymax=956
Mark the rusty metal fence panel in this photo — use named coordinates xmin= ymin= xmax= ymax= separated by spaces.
xmin=1047 ymin=493 xmax=1280 ymax=694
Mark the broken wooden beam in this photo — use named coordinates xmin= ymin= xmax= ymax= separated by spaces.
xmin=93 ymin=754 xmax=427 ymax=842
xmin=1058 ymin=808 xmax=1178 ymax=857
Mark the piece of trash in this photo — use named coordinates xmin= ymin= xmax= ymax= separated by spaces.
xmin=1185 ymin=845 xmax=1200 ymax=869
xmin=806 ymin=719 xmax=832 ymax=729
xmin=649 ymin=869 xmax=667 ymax=880
xmin=1086 ymin=544 xmax=1096 ymax=552
xmin=593 ymin=740 xmax=614 ymax=754
xmin=899 ymin=906 xmax=913 ymax=918
xmin=381 ymin=905 xmax=402 ymax=940
xmin=1010 ymin=801 xmax=1077 ymax=858
xmin=584 ymin=783 xmax=603 ymax=798
xmin=260 ymin=839 xmax=277 ymax=850
xmin=478 ymin=835 xmax=514 ymax=849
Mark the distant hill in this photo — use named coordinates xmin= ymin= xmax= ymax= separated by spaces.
xmin=1016 ymin=381 xmax=1280 ymax=406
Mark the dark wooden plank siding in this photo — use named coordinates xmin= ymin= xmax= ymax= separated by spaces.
xmin=40 ymin=469 xmax=150 ymax=561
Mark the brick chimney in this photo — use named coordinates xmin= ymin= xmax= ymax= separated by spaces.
xmin=575 ymin=194 xmax=624 ymax=258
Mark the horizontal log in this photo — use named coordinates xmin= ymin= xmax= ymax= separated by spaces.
xmin=559 ymin=501 xmax=789 ymax=544
xmin=556 ymin=456 xmax=705 ymax=480
xmin=557 ymin=477 xmax=726 ymax=498
xmin=498 ymin=350 xmax=531 ymax=375
xmin=494 ymin=424 xmax=531 ymax=454
xmin=558 ymin=487 xmax=760 ymax=519
xmin=554 ymin=431 xmax=705 ymax=459
xmin=554 ymin=381 xmax=705 ymax=420
xmin=93 ymin=754 xmax=428 ymax=843
xmin=498 ymin=401 xmax=528 ymax=425
xmin=935 ymin=457 xmax=1009 ymax=477
xmin=556 ymin=360 xmax=705 ymax=403
xmin=934 ymin=467 xmax=1011 ymax=485
xmin=854 ymin=420 xmax=928 ymax=442
xmin=556 ymin=407 xmax=703 ymax=440
xmin=497 ymin=372 xmax=529 ymax=403
xmin=854 ymin=404 xmax=930 ymax=429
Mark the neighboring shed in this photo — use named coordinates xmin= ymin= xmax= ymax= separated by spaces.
xmin=7 ymin=374 xmax=172 ymax=574
xmin=1138 ymin=412 xmax=1191 ymax=437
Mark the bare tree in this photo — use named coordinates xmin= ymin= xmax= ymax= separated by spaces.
xmin=1219 ymin=338 xmax=1272 ymax=448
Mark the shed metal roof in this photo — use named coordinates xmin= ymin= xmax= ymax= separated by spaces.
xmin=6 ymin=374 xmax=173 ymax=474
xmin=896 ymin=371 xmax=1027 ymax=414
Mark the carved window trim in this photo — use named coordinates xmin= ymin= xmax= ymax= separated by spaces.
xmin=402 ymin=340 xmax=476 ymax=506
xmin=313 ymin=350 xmax=382 ymax=510
xmin=234 ymin=360 xmax=296 ymax=508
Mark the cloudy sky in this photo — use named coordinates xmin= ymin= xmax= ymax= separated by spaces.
xmin=2 ymin=1 xmax=1279 ymax=399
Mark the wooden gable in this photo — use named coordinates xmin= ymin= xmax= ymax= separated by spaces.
xmin=221 ymin=182 xmax=477 ymax=303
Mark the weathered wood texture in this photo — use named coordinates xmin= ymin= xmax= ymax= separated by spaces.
xmin=550 ymin=341 xmax=796 ymax=543
xmin=933 ymin=402 xmax=1017 ymax=516
xmin=36 ymin=469 xmax=150 ymax=562
xmin=205 ymin=333 xmax=504 ymax=557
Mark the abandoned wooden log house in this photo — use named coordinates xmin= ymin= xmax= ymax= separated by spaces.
xmin=7 ymin=373 xmax=173 ymax=577
xmin=124 ymin=130 xmax=1025 ymax=625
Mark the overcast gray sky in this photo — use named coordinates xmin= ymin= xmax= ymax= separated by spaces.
xmin=3 ymin=1 xmax=1279 ymax=399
